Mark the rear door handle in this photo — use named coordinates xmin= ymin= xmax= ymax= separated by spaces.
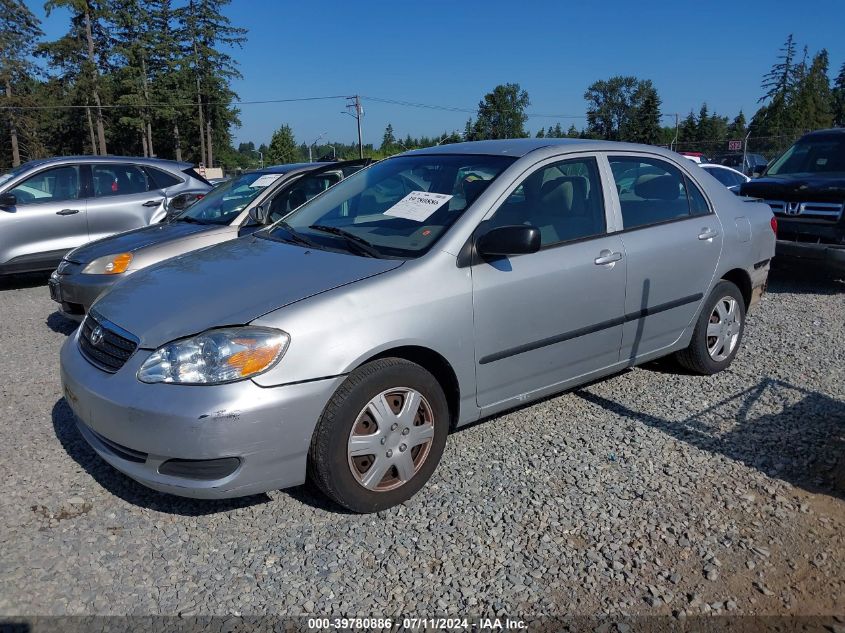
xmin=56 ymin=208 xmax=80 ymax=216
xmin=142 ymin=199 xmax=163 ymax=207
xmin=594 ymin=250 xmax=623 ymax=265
xmin=698 ymin=228 xmax=719 ymax=240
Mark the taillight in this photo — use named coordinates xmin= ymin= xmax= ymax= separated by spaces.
xmin=770 ymin=216 xmax=778 ymax=235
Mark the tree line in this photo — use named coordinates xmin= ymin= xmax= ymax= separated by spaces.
xmin=3 ymin=14 xmax=845 ymax=173
xmin=0 ymin=0 xmax=244 ymax=170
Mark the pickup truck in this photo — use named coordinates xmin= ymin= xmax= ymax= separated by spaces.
xmin=740 ymin=128 xmax=845 ymax=275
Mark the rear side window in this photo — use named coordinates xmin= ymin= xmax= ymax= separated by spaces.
xmin=144 ymin=166 xmax=183 ymax=189
xmin=92 ymin=164 xmax=152 ymax=197
xmin=609 ymin=156 xmax=691 ymax=229
xmin=183 ymin=167 xmax=212 ymax=186
xmin=685 ymin=176 xmax=711 ymax=215
xmin=269 ymin=173 xmax=341 ymax=222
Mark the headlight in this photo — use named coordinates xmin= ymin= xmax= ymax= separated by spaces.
xmin=82 ymin=252 xmax=133 ymax=275
xmin=137 ymin=327 xmax=289 ymax=385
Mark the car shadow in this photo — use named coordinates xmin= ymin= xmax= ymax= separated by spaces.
xmin=0 ymin=271 xmax=51 ymax=291
xmin=576 ymin=377 xmax=845 ymax=500
xmin=766 ymin=262 xmax=844 ymax=295
xmin=46 ymin=311 xmax=79 ymax=336
xmin=51 ymin=399 xmax=270 ymax=516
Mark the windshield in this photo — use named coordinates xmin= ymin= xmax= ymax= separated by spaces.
xmin=767 ymin=136 xmax=845 ymax=177
xmin=176 ymin=171 xmax=285 ymax=225
xmin=261 ymin=154 xmax=515 ymax=258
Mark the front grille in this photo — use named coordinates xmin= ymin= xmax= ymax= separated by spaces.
xmin=78 ymin=312 xmax=139 ymax=373
xmin=89 ymin=427 xmax=148 ymax=463
xmin=766 ymin=200 xmax=844 ymax=223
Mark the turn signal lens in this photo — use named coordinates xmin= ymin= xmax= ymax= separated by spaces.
xmin=105 ymin=253 xmax=133 ymax=274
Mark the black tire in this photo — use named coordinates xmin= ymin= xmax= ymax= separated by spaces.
xmin=308 ymin=358 xmax=449 ymax=513
xmin=675 ymin=280 xmax=746 ymax=375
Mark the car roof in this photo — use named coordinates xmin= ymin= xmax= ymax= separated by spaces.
xmin=256 ymin=162 xmax=334 ymax=175
xmin=801 ymin=127 xmax=845 ymax=140
xmin=406 ymin=138 xmax=681 ymax=158
xmin=17 ymin=155 xmax=195 ymax=170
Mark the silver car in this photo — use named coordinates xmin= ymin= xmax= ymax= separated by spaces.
xmin=0 ymin=156 xmax=210 ymax=275
xmin=60 ymin=139 xmax=776 ymax=513
xmin=50 ymin=160 xmax=368 ymax=319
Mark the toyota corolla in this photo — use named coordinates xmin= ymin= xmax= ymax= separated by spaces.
xmin=60 ymin=139 xmax=775 ymax=513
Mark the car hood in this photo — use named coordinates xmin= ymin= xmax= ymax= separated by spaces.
xmin=740 ymin=175 xmax=845 ymax=202
xmin=92 ymin=236 xmax=404 ymax=348
xmin=66 ymin=222 xmax=226 ymax=264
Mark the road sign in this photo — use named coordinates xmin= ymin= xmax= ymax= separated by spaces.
xmin=728 ymin=140 xmax=742 ymax=151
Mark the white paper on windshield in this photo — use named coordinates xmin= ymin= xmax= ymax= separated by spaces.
xmin=249 ymin=174 xmax=283 ymax=188
xmin=383 ymin=191 xmax=453 ymax=222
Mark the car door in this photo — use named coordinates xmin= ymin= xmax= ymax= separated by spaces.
xmin=84 ymin=163 xmax=167 ymax=242
xmin=471 ymin=155 xmax=627 ymax=409
xmin=0 ymin=164 xmax=87 ymax=271
xmin=607 ymin=154 xmax=722 ymax=360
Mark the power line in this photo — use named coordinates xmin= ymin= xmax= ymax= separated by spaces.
xmin=0 ymin=95 xmax=348 ymax=111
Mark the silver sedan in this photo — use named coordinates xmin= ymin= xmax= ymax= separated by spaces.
xmin=60 ymin=139 xmax=776 ymax=512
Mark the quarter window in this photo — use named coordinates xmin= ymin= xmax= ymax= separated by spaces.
xmin=92 ymin=164 xmax=152 ymax=197
xmin=686 ymin=176 xmax=711 ymax=215
xmin=609 ymin=157 xmax=693 ymax=229
xmin=144 ymin=166 xmax=183 ymax=189
xmin=8 ymin=166 xmax=81 ymax=204
xmin=489 ymin=157 xmax=606 ymax=246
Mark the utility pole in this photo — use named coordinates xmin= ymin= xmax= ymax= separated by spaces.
xmin=346 ymin=95 xmax=364 ymax=158
xmin=671 ymin=113 xmax=679 ymax=152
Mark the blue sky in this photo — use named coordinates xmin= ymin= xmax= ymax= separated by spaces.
xmin=31 ymin=0 xmax=845 ymax=148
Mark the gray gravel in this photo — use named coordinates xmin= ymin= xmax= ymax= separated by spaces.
xmin=0 ymin=269 xmax=843 ymax=617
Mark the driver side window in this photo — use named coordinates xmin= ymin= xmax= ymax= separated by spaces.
xmin=269 ymin=173 xmax=340 ymax=222
xmin=488 ymin=157 xmax=606 ymax=247
xmin=9 ymin=166 xmax=81 ymax=205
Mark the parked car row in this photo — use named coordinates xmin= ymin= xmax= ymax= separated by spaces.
xmin=0 ymin=156 xmax=210 ymax=275
xmin=54 ymin=139 xmax=776 ymax=512
xmin=49 ymin=159 xmax=369 ymax=318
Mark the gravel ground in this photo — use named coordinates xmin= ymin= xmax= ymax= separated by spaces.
xmin=0 ymin=268 xmax=843 ymax=618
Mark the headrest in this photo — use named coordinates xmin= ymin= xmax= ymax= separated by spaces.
xmin=634 ymin=174 xmax=679 ymax=200
xmin=463 ymin=178 xmax=490 ymax=206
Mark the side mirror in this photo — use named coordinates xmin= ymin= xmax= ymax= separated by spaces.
xmin=0 ymin=192 xmax=16 ymax=209
xmin=477 ymin=225 xmax=541 ymax=258
xmin=248 ymin=203 xmax=269 ymax=225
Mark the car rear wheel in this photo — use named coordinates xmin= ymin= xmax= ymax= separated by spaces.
xmin=675 ymin=280 xmax=746 ymax=375
xmin=308 ymin=358 xmax=449 ymax=513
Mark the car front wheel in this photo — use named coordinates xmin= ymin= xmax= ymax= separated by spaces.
xmin=308 ymin=358 xmax=449 ymax=513
xmin=675 ymin=280 xmax=746 ymax=375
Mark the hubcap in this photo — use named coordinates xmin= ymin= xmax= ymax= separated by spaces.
xmin=347 ymin=388 xmax=435 ymax=492
xmin=706 ymin=296 xmax=741 ymax=361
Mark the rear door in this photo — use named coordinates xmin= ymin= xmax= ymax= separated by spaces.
xmin=0 ymin=164 xmax=87 ymax=271
xmin=607 ymin=154 xmax=722 ymax=360
xmin=84 ymin=163 xmax=167 ymax=241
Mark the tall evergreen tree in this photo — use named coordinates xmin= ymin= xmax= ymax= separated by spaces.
xmin=833 ymin=61 xmax=845 ymax=127
xmin=792 ymin=50 xmax=833 ymax=131
xmin=267 ymin=124 xmax=297 ymax=164
xmin=0 ymin=0 xmax=43 ymax=166
xmin=625 ymin=80 xmax=662 ymax=144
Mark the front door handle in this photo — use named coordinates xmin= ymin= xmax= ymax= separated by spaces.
xmin=698 ymin=228 xmax=719 ymax=240
xmin=142 ymin=199 xmax=163 ymax=207
xmin=594 ymin=250 xmax=623 ymax=265
xmin=56 ymin=208 xmax=80 ymax=216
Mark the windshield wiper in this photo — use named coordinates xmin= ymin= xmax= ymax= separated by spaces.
xmin=174 ymin=216 xmax=208 ymax=225
xmin=308 ymin=224 xmax=381 ymax=258
xmin=273 ymin=221 xmax=320 ymax=248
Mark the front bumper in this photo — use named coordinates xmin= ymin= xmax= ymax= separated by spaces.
xmin=50 ymin=270 xmax=118 ymax=320
xmin=59 ymin=330 xmax=344 ymax=499
xmin=776 ymin=240 xmax=845 ymax=273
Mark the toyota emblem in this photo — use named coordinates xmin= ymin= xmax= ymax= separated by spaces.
xmin=90 ymin=325 xmax=104 ymax=346
xmin=785 ymin=202 xmax=801 ymax=216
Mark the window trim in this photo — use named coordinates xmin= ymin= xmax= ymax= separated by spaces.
xmin=478 ymin=153 xmax=611 ymax=253
xmin=7 ymin=164 xmax=84 ymax=206
xmin=604 ymin=152 xmax=715 ymax=232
